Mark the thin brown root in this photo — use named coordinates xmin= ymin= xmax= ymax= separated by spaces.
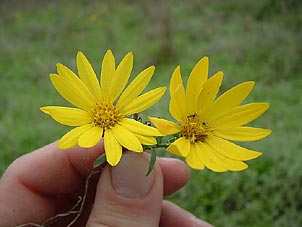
xmin=16 ymin=170 xmax=101 ymax=227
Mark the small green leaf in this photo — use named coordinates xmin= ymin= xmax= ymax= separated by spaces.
xmin=146 ymin=149 xmax=157 ymax=176
xmin=156 ymin=136 xmax=163 ymax=144
xmin=93 ymin=153 xmax=107 ymax=168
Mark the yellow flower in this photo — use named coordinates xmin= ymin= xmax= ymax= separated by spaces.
xmin=90 ymin=14 xmax=97 ymax=22
xmin=149 ymin=57 xmax=271 ymax=172
xmin=41 ymin=50 xmax=166 ymax=166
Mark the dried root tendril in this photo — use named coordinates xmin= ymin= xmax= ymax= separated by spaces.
xmin=16 ymin=170 xmax=101 ymax=227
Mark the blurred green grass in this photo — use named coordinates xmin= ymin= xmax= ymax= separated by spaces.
xmin=0 ymin=0 xmax=301 ymax=226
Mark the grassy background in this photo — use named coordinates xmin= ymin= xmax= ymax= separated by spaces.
xmin=1 ymin=0 xmax=301 ymax=226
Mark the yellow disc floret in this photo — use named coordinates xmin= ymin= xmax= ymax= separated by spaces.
xmin=181 ymin=113 xmax=210 ymax=143
xmin=93 ymin=101 xmax=121 ymax=129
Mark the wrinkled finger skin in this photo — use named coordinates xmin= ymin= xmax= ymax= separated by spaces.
xmin=0 ymin=141 xmax=191 ymax=226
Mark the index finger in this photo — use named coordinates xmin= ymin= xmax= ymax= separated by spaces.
xmin=2 ymin=141 xmax=104 ymax=196
xmin=2 ymin=141 xmax=189 ymax=196
xmin=0 ymin=141 xmax=190 ymax=225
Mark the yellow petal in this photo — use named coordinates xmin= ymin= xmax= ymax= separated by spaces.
xmin=210 ymin=150 xmax=248 ymax=171
xmin=135 ymin=134 xmax=157 ymax=145
xmin=111 ymin=124 xmax=143 ymax=152
xmin=205 ymin=134 xmax=262 ymax=161
xmin=56 ymin=62 xmax=94 ymax=90
xmin=101 ymin=50 xmax=115 ymax=99
xmin=196 ymin=142 xmax=228 ymax=172
xmin=170 ymin=66 xmax=184 ymax=96
xmin=170 ymin=97 xmax=185 ymax=123
xmin=104 ymin=129 xmax=122 ymax=166
xmin=211 ymin=102 xmax=270 ymax=129
xmin=76 ymin=51 xmax=102 ymax=102
xmin=50 ymin=73 xmax=95 ymax=110
xmin=169 ymin=66 xmax=186 ymax=122
xmin=40 ymin=106 xmax=91 ymax=126
xmin=167 ymin=137 xmax=191 ymax=157
xmin=186 ymin=56 xmax=209 ymax=115
xmin=148 ymin=117 xmax=181 ymax=135
xmin=121 ymin=87 xmax=166 ymax=116
xmin=185 ymin=143 xmax=205 ymax=170
xmin=119 ymin=118 xmax=163 ymax=136
xmin=58 ymin=124 xmax=93 ymax=149
xmin=196 ymin=71 xmax=223 ymax=117
xmin=214 ymin=127 xmax=272 ymax=142
xmin=117 ymin=66 xmax=155 ymax=109
xmin=110 ymin=52 xmax=133 ymax=102
xmin=205 ymin=81 xmax=255 ymax=123
xmin=56 ymin=63 xmax=74 ymax=80
xmin=78 ymin=126 xmax=103 ymax=148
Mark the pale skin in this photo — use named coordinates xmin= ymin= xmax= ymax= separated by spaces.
xmin=0 ymin=141 xmax=212 ymax=227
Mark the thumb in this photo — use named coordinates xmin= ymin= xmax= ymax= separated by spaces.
xmin=87 ymin=152 xmax=163 ymax=227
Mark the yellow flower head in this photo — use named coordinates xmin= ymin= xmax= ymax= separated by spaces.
xmin=149 ymin=57 xmax=271 ymax=172
xmin=41 ymin=50 xmax=166 ymax=166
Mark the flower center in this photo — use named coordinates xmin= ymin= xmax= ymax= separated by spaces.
xmin=181 ymin=113 xmax=210 ymax=143
xmin=92 ymin=101 xmax=121 ymax=129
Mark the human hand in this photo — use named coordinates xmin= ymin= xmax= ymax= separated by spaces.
xmin=0 ymin=141 xmax=212 ymax=227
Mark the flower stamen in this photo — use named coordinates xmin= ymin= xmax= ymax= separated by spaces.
xmin=181 ymin=113 xmax=210 ymax=143
xmin=93 ymin=101 xmax=121 ymax=129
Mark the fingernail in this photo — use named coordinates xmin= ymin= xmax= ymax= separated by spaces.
xmin=111 ymin=152 xmax=155 ymax=199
